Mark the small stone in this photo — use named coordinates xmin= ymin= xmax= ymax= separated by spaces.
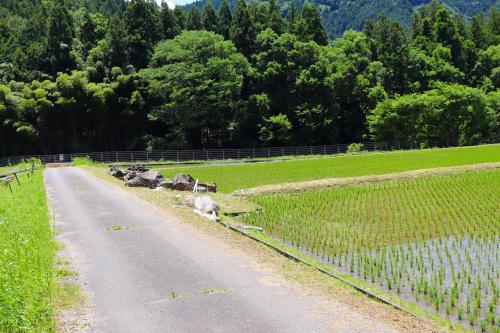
xmin=194 ymin=195 xmax=220 ymax=214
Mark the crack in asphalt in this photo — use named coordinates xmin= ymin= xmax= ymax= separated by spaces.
xmin=146 ymin=288 xmax=232 ymax=305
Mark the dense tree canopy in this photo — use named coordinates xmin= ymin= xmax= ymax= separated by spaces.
xmin=47 ymin=0 xmax=76 ymax=74
xmin=124 ymin=0 xmax=161 ymax=69
xmin=143 ymin=31 xmax=249 ymax=148
xmin=0 ymin=0 xmax=498 ymax=156
xmin=368 ymin=84 xmax=497 ymax=147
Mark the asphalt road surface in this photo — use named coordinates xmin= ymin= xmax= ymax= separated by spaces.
xmin=45 ymin=168 xmax=399 ymax=333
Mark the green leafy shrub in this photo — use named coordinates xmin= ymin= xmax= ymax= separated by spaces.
xmin=347 ymin=143 xmax=364 ymax=153
xmin=72 ymin=156 xmax=96 ymax=166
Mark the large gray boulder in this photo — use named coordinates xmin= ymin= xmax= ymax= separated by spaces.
xmin=157 ymin=173 xmax=217 ymax=193
xmin=126 ymin=170 xmax=164 ymax=189
xmin=109 ymin=167 xmax=125 ymax=179
xmin=172 ymin=174 xmax=195 ymax=191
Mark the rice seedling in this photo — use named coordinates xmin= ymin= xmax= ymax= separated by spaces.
xmin=243 ymin=170 xmax=500 ymax=332
xmin=161 ymin=144 xmax=500 ymax=192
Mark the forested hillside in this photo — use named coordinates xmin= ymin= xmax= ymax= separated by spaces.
xmin=0 ymin=0 xmax=126 ymax=17
xmin=0 ymin=0 xmax=498 ymax=157
xmin=187 ymin=0 xmax=500 ymax=38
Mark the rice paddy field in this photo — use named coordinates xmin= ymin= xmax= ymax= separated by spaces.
xmin=161 ymin=144 xmax=500 ymax=193
xmin=243 ymin=170 xmax=500 ymax=332
xmin=0 ymin=170 xmax=55 ymax=332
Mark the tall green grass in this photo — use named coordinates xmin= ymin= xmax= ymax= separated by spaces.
xmin=161 ymin=144 xmax=500 ymax=192
xmin=0 ymin=171 xmax=55 ymax=332
xmin=0 ymin=159 xmax=42 ymax=174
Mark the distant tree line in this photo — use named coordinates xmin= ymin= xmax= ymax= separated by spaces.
xmin=179 ymin=0 xmax=499 ymax=39
xmin=0 ymin=0 xmax=498 ymax=156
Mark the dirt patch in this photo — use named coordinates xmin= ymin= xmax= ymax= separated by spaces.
xmin=46 ymin=163 xmax=73 ymax=168
xmin=53 ymin=240 xmax=95 ymax=333
xmin=234 ymin=162 xmax=500 ymax=196
xmin=81 ymin=166 xmax=449 ymax=333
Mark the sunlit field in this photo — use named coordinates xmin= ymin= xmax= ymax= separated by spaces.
xmin=161 ymin=144 xmax=500 ymax=192
xmin=244 ymin=170 xmax=500 ymax=332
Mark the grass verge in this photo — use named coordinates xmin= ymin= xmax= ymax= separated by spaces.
xmin=0 ymin=170 xmax=56 ymax=332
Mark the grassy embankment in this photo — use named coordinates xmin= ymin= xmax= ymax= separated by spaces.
xmin=0 ymin=160 xmax=41 ymax=174
xmin=161 ymin=144 xmax=500 ymax=192
xmin=0 ymin=169 xmax=56 ymax=332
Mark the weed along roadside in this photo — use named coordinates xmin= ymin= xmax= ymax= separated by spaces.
xmin=0 ymin=163 xmax=86 ymax=332
xmin=0 ymin=166 xmax=56 ymax=331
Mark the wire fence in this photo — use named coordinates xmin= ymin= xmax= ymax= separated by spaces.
xmin=0 ymin=141 xmax=419 ymax=167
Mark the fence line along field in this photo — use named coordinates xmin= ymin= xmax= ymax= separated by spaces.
xmin=243 ymin=170 xmax=500 ymax=332
xmin=161 ymin=144 xmax=500 ymax=192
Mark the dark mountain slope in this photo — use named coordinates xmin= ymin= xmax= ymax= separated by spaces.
xmin=0 ymin=0 xmax=126 ymax=18
xmin=184 ymin=0 xmax=499 ymax=38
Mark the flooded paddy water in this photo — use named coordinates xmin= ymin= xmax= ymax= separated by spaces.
xmin=244 ymin=170 xmax=500 ymax=331
xmin=314 ymin=235 xmax=499 ymax=330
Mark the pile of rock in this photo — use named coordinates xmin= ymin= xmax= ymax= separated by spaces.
xmin=160 ymin=174 xmax=217 ymax=193
xmin=109 ymin=166 xmax=125 ymax=179
xmin=110 ymin=165 xmax=151 ymax=180
xmin=126 ymin=170 xmax=164 ymax=189
xmin=108 ymin=167 xmax=216 ymax=193
xmin=108 ymin=167 xmax=220 ymax=220
xmin=193 ymin=195 xmax=220 ymax=221
xmin=182 ymin=194 xmax=220 ymax=221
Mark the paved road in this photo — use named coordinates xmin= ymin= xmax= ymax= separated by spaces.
xmin=45 ymin=168 xmax=398 ymax=333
